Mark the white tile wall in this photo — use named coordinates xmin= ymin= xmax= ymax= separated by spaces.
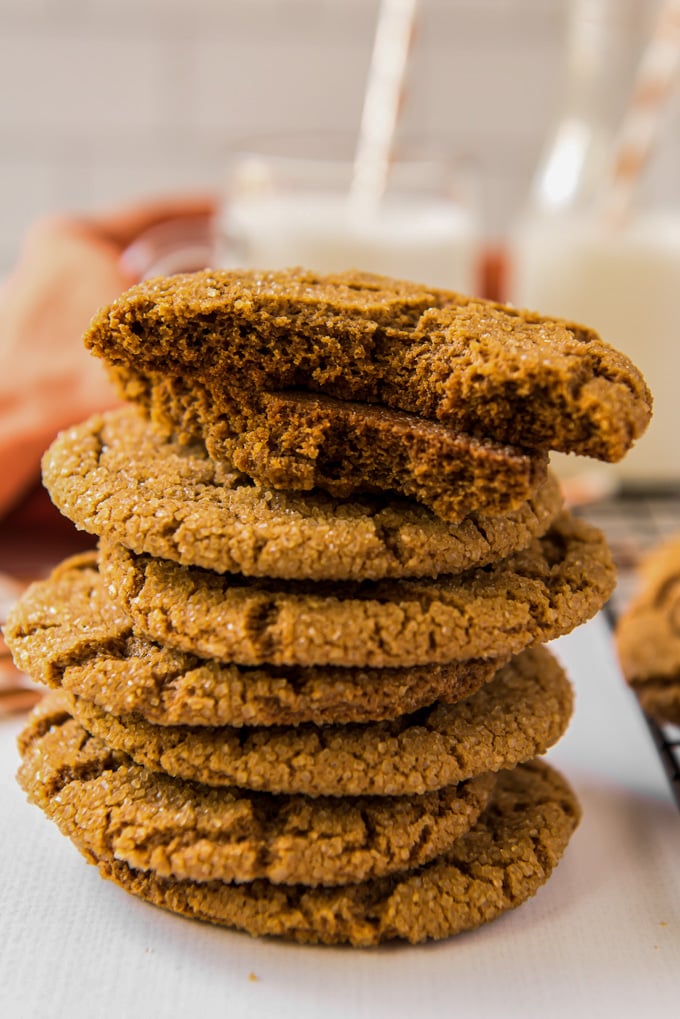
xmin=0 ymin=0 xmax=570 ymax=272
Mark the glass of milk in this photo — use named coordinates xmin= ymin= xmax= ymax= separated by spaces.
xmin=510 ymin=0 xmax=680 ymax=485
xmin=512 ymin=212 xmax=680 ymax=483
xmin=215 ymin=134 xmax=482 ymax=294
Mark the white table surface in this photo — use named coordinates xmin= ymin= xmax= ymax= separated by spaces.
xmin=1 ymin=613 xmax=679 ymax=1019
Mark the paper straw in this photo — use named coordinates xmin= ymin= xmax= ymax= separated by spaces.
xmin=349 ymin=0 xmax=419 ymax=216
xmin=602 ymin=0 xmax=680 ymax=226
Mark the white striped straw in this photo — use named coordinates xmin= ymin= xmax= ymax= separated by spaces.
xmin=602 ymin=0 xmax=680 ymax=227
xmin=349 ymin=0 xmax=419 ymax=217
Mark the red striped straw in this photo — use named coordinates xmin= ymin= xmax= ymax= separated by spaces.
xmin=603 ymin=0 xmax=680 ymax=226
xmin=349 ymin=0 xmax=419 ymax=217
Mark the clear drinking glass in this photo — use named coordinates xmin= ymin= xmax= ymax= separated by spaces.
xmin=121 ymin=134 xmax=482 ymax=295
xmin=215 ymin=133 xmax=482 ymax=294
xmin=510 ymin=0 xmax=680 ymax=484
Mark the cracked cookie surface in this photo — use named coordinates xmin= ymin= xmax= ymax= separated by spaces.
xmin=92 ymin=761 xmax=580 ymax=945
xmin=99 ymin=512 xmax=615 ymax=668
xmin=42 ymin=407 xmax=562 ymax=581
xmin=17 ymin=693 xmax=496 ymax=887
xmin=5 ymin=555 xmax=506 ymax=726
xmin=65 ymin=645 xmax=573 ymax=796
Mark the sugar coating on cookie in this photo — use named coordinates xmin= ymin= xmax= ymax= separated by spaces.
xmin=99 ymin=512 xmax=615 ymax=669
xmin=17 ymin=693 xmax=496 ymax=887
xmin=616 ymin=535 xmax=680 ymax=725
xmin=83 ymin=268 xmax=651 ymax=477
xmin=94 ymin=761 xmax=581 ymax=946
xmin=66 ymin=645 xmax=573 ymax=796
xmin=4 ymin=555 xmax=506 ymax=727
xmin=41 ymin=407 xmax=563 ymax=581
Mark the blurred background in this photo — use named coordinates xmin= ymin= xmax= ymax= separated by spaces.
xmin=1 ymin=0 xmax=679 ymax=481
xmin=0 ymin=0 xmax=596 ymax=273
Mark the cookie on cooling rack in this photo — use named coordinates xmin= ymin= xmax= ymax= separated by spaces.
xmin=616 ymin=534 xmax=680 ymax=725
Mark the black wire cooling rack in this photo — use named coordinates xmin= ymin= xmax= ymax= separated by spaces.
xmin=575 ymin=485 xmax=680 ymax=811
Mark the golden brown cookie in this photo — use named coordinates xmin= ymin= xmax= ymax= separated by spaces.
xmin=42 ymin=407 xmax=562 ymax=581
xmin=96 ymin=761 xmax=581 ymax=945
xmin=83 ymin=269 xmax=650 ymax=515
xmin=66 ymin=645 xmax=573 ymax=796
xmin=616 ymin=535 xmax=680 ymax=725
xmin=99 ymin=512 xmax=615 ymax=668
xmin=5 ymin=555 xmax=506 ymax=726
xmin=17 ymin=693 xmax=496 ymax=887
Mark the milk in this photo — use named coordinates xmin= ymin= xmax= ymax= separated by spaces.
xmin=218 ymin=190 xmax=481 ymax=294
xmin=511 ymin=212 xmax=680 ymax=482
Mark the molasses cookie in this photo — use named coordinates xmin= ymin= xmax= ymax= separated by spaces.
xmin=616 ymin=535 xmax=680 ymax=725
xmin=5 ymin=555 xmax=505 ymax=727
xmin=17 ymin=693 xmax=496 ymax=886
xmin=42 ymin=407 xmax=562 ymax=580
xmin=66 ymin=645 xmax=573 ymax=796
xmin=83 ymin=269 xmax=650 ymax=513
xmin=95 ymin=761 xmax=581 ymax=945
xmin=99 ymin=513 xmax=615 ymax=669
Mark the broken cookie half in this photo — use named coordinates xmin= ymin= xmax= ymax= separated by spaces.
xmin=84 ymin=268 xmax=652 ymax=520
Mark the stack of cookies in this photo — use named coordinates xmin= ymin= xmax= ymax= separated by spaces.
xmin=5 ymin=269 xmax=651 ymax=946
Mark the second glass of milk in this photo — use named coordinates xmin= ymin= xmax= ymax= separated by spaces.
xmin=512 ymin=211 xmax=680 ymax=484
xmin=509 ymin=0 xmax=679 ymax=485
xmin=216 ymin=136 xmax=482 ymax=295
